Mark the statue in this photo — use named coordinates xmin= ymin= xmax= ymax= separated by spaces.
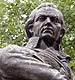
xmin=0 ymin=2 xmax=74 ymax=80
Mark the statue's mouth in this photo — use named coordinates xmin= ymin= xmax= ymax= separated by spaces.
xmin=41 ymin=26 xmax=54 ymax=35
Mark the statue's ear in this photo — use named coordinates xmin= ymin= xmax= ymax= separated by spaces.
xmin=60 ymin=28 xmax=65 ymax=39
xmin=56 ymin=28 xmax=65 ymax=44
xmin=25 ymin=19 xmax=34 ymax=38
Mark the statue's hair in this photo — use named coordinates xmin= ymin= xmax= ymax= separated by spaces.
xmin=29 ymin=3 xmax=57 ymax=18
xmin=25 ymin=2 xmax=66 ymax=44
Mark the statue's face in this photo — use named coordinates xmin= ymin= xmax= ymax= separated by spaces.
xmin=33 ymin=7 xmax=63 ymax=41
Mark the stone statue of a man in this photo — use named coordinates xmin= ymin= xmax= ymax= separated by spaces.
xmin=0 ymin=2 xmax=74 ymax=80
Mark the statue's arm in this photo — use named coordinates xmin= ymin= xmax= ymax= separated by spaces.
xmin=0 ymin=45 xmax=67 ymax=80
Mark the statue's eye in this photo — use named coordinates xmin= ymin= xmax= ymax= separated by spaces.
xmin=37 ymin=15 xmax=46 ymax=21
xmin=50 ymin=16 xmax=60 ymax=23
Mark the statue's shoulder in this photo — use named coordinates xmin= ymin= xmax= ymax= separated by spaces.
xmin=0 ymin=44 xmax=24 ymax=53
xmin=3 ymin=44 xmax=21 ymax=49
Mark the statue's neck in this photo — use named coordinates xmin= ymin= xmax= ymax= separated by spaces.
xmin=37 ymin=37 xmax=54 ymax=49
xmin=40 ymin=36 xmax=55 ymax=47
xmin=25 ymin=37 xmax=60 ymax=51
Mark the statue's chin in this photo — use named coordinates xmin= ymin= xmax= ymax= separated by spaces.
xmin=41 ymin=33 xmax=55 ymax=46
xmin=41 ymin=33 xmax=55 ymax=41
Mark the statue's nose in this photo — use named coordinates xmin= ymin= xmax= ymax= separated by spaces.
xmin=46 ymin=17 xmax=51 ymax=23
xmin=45 ymin=17 xmax=52 ymax=26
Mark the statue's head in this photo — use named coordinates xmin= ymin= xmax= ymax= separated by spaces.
xmin=25 ymin=2 xmax=65 ymax=45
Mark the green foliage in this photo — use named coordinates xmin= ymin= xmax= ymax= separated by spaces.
xmin=0 ymin=0 xmax=75 ymax=75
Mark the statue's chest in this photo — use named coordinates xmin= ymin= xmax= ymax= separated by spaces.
xmin=33 ymin=49 xmax=62 ymax=70
xmin=33 ymin=48 xmax=72 ymax=80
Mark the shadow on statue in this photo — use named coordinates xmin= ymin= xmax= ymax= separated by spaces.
xmin=0 ymin=2 xmax=74 ymax=80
